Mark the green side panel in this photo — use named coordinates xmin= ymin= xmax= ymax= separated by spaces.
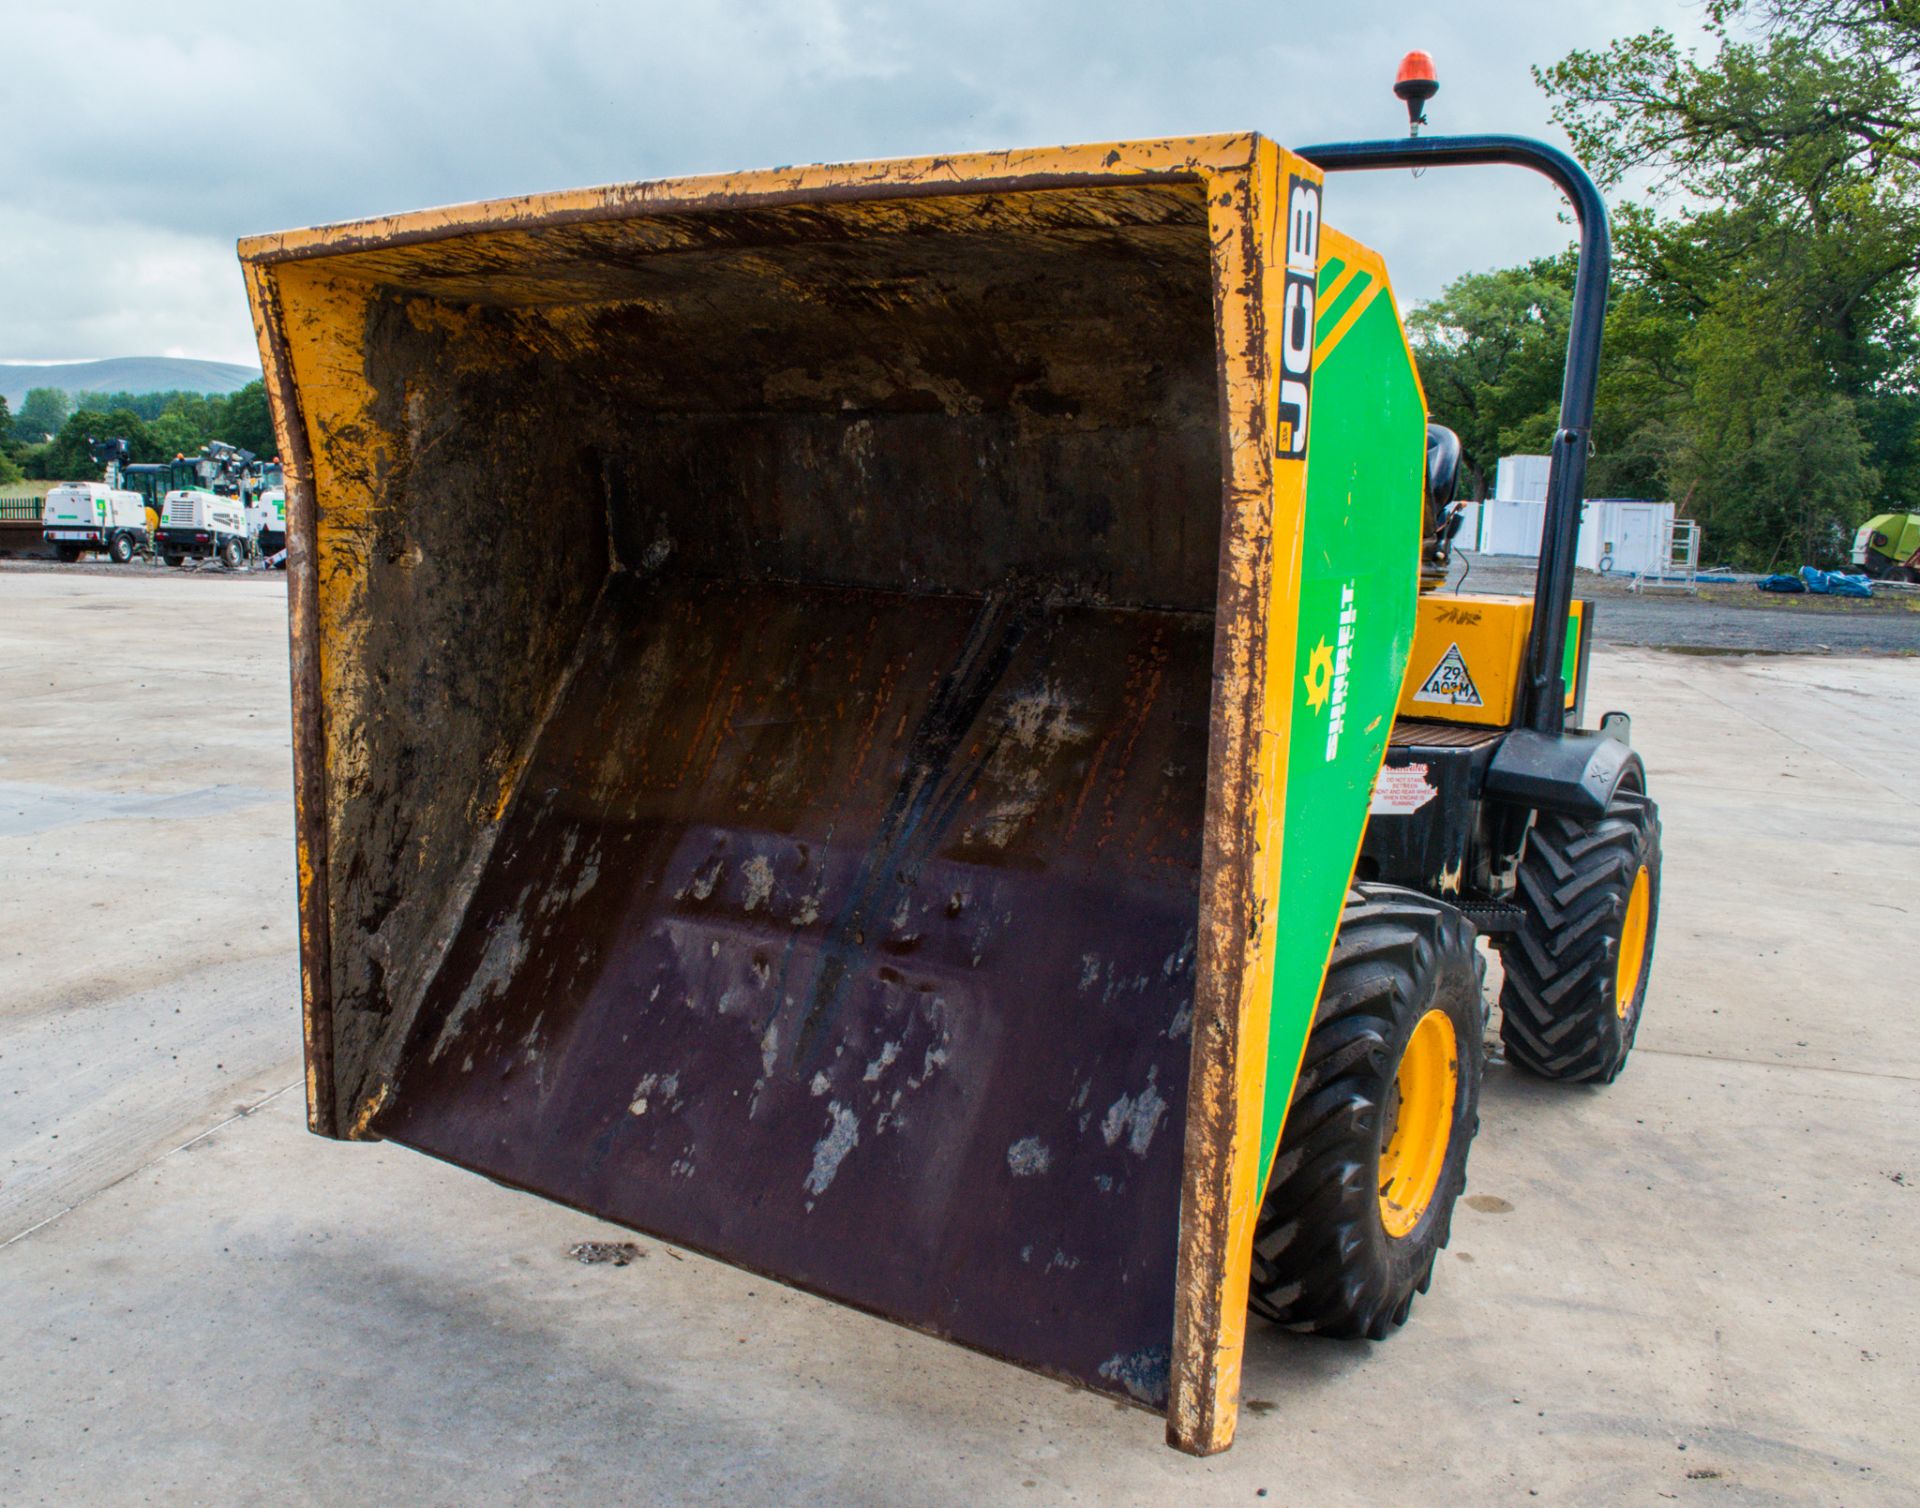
xmin=1256 ymin=286 xmax=1427 ymax=1178
xmin=1866 ymin=513 xmax=1920 ymax=560
xmin=1562 ymin=612 xmax=1580 ymax=689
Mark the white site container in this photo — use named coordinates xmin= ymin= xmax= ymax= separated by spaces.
xmin=1577 ymin=499 xmax=1674 ymax=576
xmin=1493 ymin=453 xmax=1552 ymax=504
xmin=1479 ymin=497 xmax=1546 ymax=556
xmin=1476 ymin=456 xmax=1676 ymax=575
xmin=1478 ymin=454 xmax=1552 ymax=553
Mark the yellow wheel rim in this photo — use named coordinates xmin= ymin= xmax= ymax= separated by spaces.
xmin=1378 ymin=1008 xmax=1459 ymax=1239
xmin=1615 ymin=864 xmax=1652 ymax=1018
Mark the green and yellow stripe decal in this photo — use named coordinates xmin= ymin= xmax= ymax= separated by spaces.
xmin=1313 ymin=254 xmax=1389 ymax=369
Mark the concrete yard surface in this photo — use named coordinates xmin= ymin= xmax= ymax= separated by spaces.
xmin=3 ymin=570 xmax=1917 ymax=1505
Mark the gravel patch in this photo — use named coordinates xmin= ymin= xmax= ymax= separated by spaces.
xmin=0 ymin=556 xmax=284 ymax=583
xmin=1447 ymin=553 xmax=1920 ymax=656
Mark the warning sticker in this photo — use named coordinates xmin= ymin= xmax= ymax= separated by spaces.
xmin=1370 ymin=762 xmax=1438 ymax=816
xmin=1413 ymin=643 xmax=1484 ymax=707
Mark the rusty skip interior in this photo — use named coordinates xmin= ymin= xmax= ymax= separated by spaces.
xmin=272 ymin=179 xmax=1235 ymax=1406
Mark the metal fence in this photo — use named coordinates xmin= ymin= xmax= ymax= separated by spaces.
xmin=0 ymin=497 xmax=45 ymax=523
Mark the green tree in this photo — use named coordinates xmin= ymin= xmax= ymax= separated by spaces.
xmin=148 ymin=411 xmax=203 ymax=459
xmin=17 ymin=383 xmax=281 ymax=482
xmin=215 ymin=382 xmax=276 ymax=457
xmin=83 ymin=389 xmax=227 ymax=424
xmin=14 ymin=387 xmax=71 ymax=444
xmin=1406 ymin=257 xmax=1572 ymax=500
xmin=1536 ymin=0 xmax=1920 ymax=563
xmin=34 ymin=408 xmax=156 ymax=481
xmin=1406 ymin=237 xmax=1686 ymax=511
xmin=0 ymin=399 xmax=20 ymax=484
xmin=160 ymin=392 xmax=220 ymax=442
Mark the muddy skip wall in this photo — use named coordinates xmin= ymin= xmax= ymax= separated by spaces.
xmin=251 ymin=178 xmax=1228 ymax=1405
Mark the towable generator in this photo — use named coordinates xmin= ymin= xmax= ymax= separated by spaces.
xmin=241 ymin=96 xmax=1661 ymax=1456
xmin=41 ymin=481 xmax=148 ymax=563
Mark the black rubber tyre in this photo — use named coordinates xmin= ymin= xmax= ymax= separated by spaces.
xmin=109 ymin=533 xmax=135 ymax=564
xmin=1497 ymin=784 xmax=1661 ymax=1084
xmin=164 ymin=555 xmax=185 ymax=568
xmin=219 ymin=537 xmax=243 ymax=569
xmin=55 ymin=544 xmax=80 ymax=563
xmin=1248 ymin=885 xmax=1485 ymax=1338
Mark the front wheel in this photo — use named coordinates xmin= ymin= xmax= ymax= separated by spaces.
xmin=164 ymin=554 xmax=185 ymax=568
xmin=1248 ymin=885 xmax=1485 ymax=1338
xmin=109 ymin=533 xmax=135 ymax=564
xmin=1497 ymin=785 xmax=1662 ymax=1083
xmin=219 ymin=537 xmax=243 ymax=569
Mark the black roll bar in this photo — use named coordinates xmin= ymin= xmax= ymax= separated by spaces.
xmin=1296 ymin=134 xmax=1611 ymax=736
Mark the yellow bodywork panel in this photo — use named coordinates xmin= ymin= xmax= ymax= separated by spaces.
xmin=1398 ymin=593 xmax=1586 ymax=727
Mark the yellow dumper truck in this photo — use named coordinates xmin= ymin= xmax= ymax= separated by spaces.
xmin=240 ymin=110 xmax=1661 ymax=1455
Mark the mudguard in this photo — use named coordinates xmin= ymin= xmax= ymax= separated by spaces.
xmin=1486 ymin=728 xmax=1644 ymax=820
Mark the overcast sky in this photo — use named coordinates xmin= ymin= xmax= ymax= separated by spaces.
xmin=2 ymin=0 xmax=1708 ymax=366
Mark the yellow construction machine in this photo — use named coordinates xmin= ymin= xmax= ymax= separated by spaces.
xmin=240 ymin=68 xmax=1661 ymax=1456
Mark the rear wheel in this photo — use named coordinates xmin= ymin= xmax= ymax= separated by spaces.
xmin=55 ymin=544 xmax=80 ymax=563
xmin=1248 ymin=885 xmax=1485 ymax=1338
xmin=1497 ymin=784 xmax=1662 ymax=1083
xmin=164 ymin=554 xmax=185 ymax=568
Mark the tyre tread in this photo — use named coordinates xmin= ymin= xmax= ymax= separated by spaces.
xmin=1497 ymin=788 xmax=1661 ymax=1083
xmin=1248 ymin=884 xmax=1485 ymax=1338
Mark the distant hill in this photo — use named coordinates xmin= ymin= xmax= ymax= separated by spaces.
xmin=0 ymin=357 xmax=260 ymax=409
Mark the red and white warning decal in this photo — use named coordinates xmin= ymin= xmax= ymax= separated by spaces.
xmin=1369 ymin=762 xmax=1437 ymax=816
xmin=1412 ymin=642 xmax=1483 ymax=707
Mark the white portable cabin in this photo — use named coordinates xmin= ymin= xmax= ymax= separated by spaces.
xmin=1479 ymin=499 xmax=1546 ymax=556
xmin=1576 ymin=499 xmax=1674 ymax=576
xmin=1493 ymin=455 xmax=1553 ymax=505
xmin=1476 ymin=455 xmax=1675 ymax=576
xmin=1475 ymin=455 xmax=1549 ymax=555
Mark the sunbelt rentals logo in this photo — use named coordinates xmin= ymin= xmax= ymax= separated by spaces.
xmin=1303 ymin=581 xmax=1357 ymax=761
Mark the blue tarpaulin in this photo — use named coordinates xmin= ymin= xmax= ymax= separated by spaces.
xmin=1755 ymin=569 xmax=1874 ymax=597
xmin=1799 ymin=566 xmax=1874 ymax=598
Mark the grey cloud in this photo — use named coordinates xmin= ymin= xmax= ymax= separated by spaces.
xmin=3 ymin=0 xmax=1700 ymax=363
